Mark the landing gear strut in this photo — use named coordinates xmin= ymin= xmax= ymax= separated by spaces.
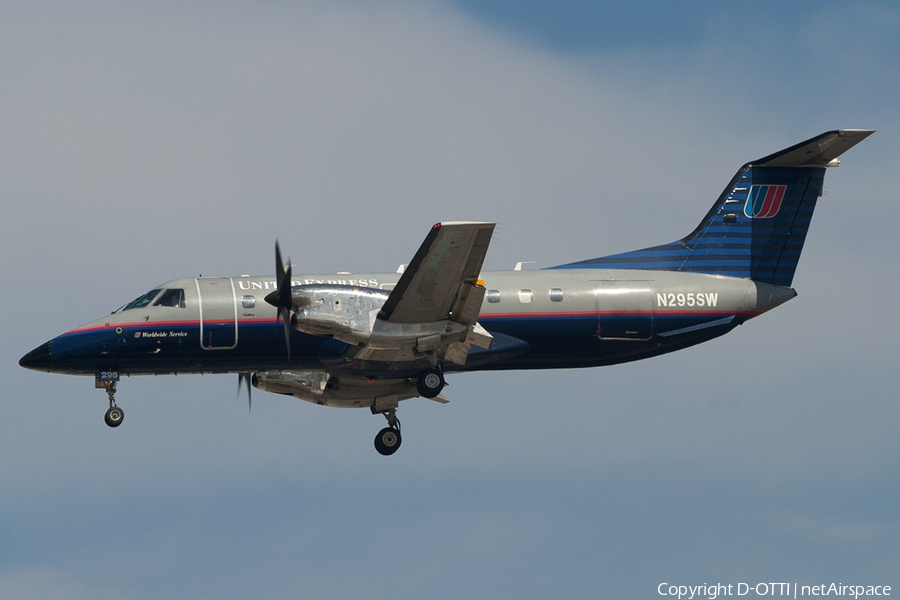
xmin=101 ymin=381 xmax=124 ymax=428
xmin=374 ymin=408 xmax=402 ymax=456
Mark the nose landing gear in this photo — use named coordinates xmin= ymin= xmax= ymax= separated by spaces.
xmin=99 ymin=380 xmax=124 ymax=428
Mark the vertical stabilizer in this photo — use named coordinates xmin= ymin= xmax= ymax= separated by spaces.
xmin=553 ymin=130 xmax=874 ymax=287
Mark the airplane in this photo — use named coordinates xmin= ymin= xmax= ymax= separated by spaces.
xmin=20 ymin=129 xmax=873 ymax=455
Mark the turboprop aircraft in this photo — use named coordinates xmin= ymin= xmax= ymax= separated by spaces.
xmin=20 ymin=130 xmax=873 ymax=455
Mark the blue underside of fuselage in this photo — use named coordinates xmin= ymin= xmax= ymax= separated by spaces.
xmin=29 ymin=312 xmax=743 ymax=378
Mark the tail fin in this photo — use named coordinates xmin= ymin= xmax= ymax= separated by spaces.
xmin=554 ymin=130 xmax=874 ymax=287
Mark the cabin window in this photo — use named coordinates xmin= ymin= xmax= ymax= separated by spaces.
xmin=549 ymin=288 xmax=564 ymax=302
xmin=518 ymin=289 xmax=533 ymax=303
xmin=486 ymin=290 xmax=501 ymax=303
xmin=124 ymin=289 xmax=161 ymax=310
xmin=241 ymin=295 xmax=256 ymax=309
xmin=154 ymin=289 xmax=186 ymax=308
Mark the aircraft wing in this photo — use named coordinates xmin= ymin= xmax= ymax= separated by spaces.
xmin=378 ymin=222 xmax=495 ymax=325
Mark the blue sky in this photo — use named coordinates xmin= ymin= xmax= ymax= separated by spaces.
xmin=1 ymin=1 xmax=898 ymax=598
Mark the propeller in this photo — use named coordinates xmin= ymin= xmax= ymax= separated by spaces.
xmin=238 ymin=373 xmax=252 ymax=412
xmin=264 ymin=240 xmax=293 ymax=359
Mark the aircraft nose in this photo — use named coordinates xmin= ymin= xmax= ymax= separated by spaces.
xmin=19 ymin=342 xmax=52 ymax=371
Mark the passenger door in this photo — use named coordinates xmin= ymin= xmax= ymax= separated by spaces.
xmin=195 ymin=277 xmax=238 ymax=349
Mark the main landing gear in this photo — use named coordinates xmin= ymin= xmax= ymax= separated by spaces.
xmin=100 ymin=381 xmax=124 ymax=428
xmin=416 ymin=368 xmax=445 ymax=398
xmin=372 ymin=368 xmax=445 ymax=456
xmin=374 ymin=408 xmax=401 ymax=456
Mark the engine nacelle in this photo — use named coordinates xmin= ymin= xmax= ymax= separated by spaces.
xmin=289 ymin=284 xmax=389 ymax=345
xmin=252 ymin=370 xmax=418 ymax=408
xmin=287 ymin=283 xmax=493 ymax=366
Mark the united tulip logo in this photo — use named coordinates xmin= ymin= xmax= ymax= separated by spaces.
xmin=744 ymin=184 xmax=786 ymax=218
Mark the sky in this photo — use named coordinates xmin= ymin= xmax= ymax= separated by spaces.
xmin=1 ymin=1 xmax=899 ymax=598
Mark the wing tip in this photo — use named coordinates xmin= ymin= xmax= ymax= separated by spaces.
xmin=437 ymin=221 xmax=496 ymax=227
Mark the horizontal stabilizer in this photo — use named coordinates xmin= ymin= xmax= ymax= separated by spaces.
xmin=754 ymin=129 xmax=874 ymax=167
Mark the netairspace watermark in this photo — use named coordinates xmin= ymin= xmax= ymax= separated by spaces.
xmin=658 ymin=583 xmax=891 ymax=599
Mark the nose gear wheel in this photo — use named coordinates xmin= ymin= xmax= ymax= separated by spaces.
xmin=101 ymin=381 xmax=124 ymax=428
xmin=105 ymin=406 xmax=124 ymax=427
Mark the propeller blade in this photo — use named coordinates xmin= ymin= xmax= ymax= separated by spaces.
xmin=238 ymin=373 xmax=252 ymax=412
xmin=280 ymin=306 xmax=291 ymax=360
xmin=275 ymin=239 xmax=284 ymax=282
xmin=264 ymin=239 xmax=293 ymax=359
xmin=282 ymin=261 xmax=292 ymax=306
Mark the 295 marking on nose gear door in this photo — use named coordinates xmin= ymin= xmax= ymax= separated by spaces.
xmin=98 ymin=370 xmax=120 ymax=382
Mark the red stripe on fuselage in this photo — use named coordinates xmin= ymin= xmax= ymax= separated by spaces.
xmin=479 ymin=310 xmax=760 ymax=319
xmin=59 ymin=311 xmax=760 ymax=338
xmin=61 ymin=317 xmax=282 ymax=336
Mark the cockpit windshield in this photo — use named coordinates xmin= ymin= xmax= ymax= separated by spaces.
xmin=122 ymin=289 xmax=162 ymax=311
xmin=154 ymin=289 xmax=185 ymax=308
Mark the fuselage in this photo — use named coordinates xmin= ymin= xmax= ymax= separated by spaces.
xmin=20 ymin=268 xmax=796 ymax=378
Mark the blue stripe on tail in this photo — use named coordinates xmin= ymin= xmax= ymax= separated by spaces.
xmin=551 ymin=165 xmax=824 ymax=287
xmin=551 ymin=130 xmax=874 ymax=287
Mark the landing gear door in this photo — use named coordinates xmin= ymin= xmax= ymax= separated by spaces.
xmin=195 ymin=277 xmax=238 ymax=350
xmin=595 ymin=280 xmax=654 ymax=340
